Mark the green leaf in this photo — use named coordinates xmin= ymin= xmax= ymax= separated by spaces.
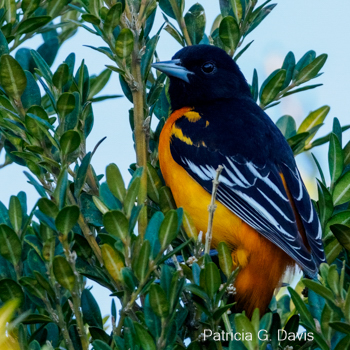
xmin=55 ymin=205 xmax=80 ymax=235
xmin=17 ymin=16 xmax=52 ymax=34
xmin=92 ymin=340 xmax=113 ymax=350
xmin=164 ymin=24 xmax=184 ymax=46
xmin=329 ymin=321 xmax=350 ymax=335
xmin=251 ymin=68 xmax=258 ymax=102
xmin=101 ymin=244 xmax=124 ymax=282
xmin=281 ymin=51 xmax=295 ymax=90
xmin=53 ymin=167 xmax=68 ymax=209
xmin=149 ymin=284 xmax=170 ymax=318
xmin=293 ymin=50 xmax=316 ymax=80
xmin=317 ymin=181 xmax=333 ymax=228
xmin=204 ymin=262 xmax=221 ymax=299
xmin=47 ymin=0 xmax=71 ymax=17
xmin=145 ymin=212 xmax=163 ymax=259
xmin=0 ymin=224 xmax=21 ymax=266
xmin=115 ymin=28 xmax=134 ymax=58
xmin=82 ymin=13 xmax=101 ymax=25
xmin=52 ymin=63 xmax=70 ymax=90
xmin=134 ymin=322 xmax=156 ymax=350
xmin=182 ymin=209 xmax=198 ymax=241
xmin=134 ymin=240 xmax=150 ymax=281
xmin=230 ymin=0 xmax=243 ymax=22
xmin=344 ymin=141 xmax=350 ymax=166
xmin=333 ymin=172 xmax=350 ymax=206
xmin=0 ymin=55 xmax=27 ymax=100
xmin=88 ymin=69 xmax=112 ymax=99
xmin=124 ymin=176 xmax=140 ymax=218
xmin=22 ymin=314 xmax=53 ymax=324
xmin=0 ymin=278 xmax=24 ymax=305
xmin=234 ymin=314 xmax=258 ymax=350
xmin=329 ymin=133 xmax=344 ymax=186
xmin=288 ymin=287 xmax=315 ymax=329
xmin=75 ymin=152 xmax=92 ymax=197
xmin=60 ymin=130 xmax=81 ymax=155
xmin=21 ymin=0 xmax=40 ymax=15
xmin=330 ymin=224 xmax=350 ymax=251
xmin=184 ymin=4 xmax=206 ymax=45
xmin=106 ymin=163 xmax=126 ymax=202
xmin=158 ymin=209 xmax=178 ymax=249
xmin=219 ymin=16 xmax=240 ymax=51
xmin=21 ymin=70 xmax=41 ymax=109
xmin=158 ymin=186 xmax=176 ymax=214
xmin=146 ymin=162 xmax=162 ymax=203
xmin=217 ymin=241 xmax=233 ymax=278
xmin=159 ymin=0 xmax=183 ymax=20
xmin=141 ymin=35 xmax=159 ymax=81
xmin=302 ymin=279 xmax=334 ymax=302
xmin=104 ymin=3 xmax=122 ymax=34
xmin=103 ymin=210 xmax=128 ymax=242
xmin=295 ymin=54 xmax=327 ymax=84
xmin=259 ymin=69 xmax=286 ymax=106
xmin=57 ymin=92 xmax=76 ymax=123
xmin=82 ymin=289 xmax=103 ymax=328
xmin=9 ymin=196 xmax=22 ymax=234
xmin=53 ymin=256 xmax=75 ymax=291
xmin=276 ymin=115 xmax=296 ymax=139
xmin=30 ymin=49 xmax=53 ymax=84
xmin=246 ymin=3 xmax=276 ymax=35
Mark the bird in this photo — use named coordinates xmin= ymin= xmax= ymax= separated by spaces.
xmin=151 ymin=45 xmax=325 ymax=316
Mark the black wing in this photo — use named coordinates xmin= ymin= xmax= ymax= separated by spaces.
xmin=171 ymin=137 xmax=325 ymax=276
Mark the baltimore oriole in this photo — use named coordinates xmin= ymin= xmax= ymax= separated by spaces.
xmin=152 ymin=45 xmax=325 ymax=316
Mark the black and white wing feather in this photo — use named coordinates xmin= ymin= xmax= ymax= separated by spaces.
xmin=171 ymin=141 xmax=325 ymax=276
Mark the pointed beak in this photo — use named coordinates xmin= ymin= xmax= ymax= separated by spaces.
xmin=151 ymin=59 xmax=194 ymax=83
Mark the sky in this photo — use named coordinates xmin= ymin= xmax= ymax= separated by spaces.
xmin=1 ymin=0 xmax=350 ymax=321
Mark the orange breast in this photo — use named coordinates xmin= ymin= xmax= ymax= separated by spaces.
xmin=159 ymin=108 xmax=250 ymax=250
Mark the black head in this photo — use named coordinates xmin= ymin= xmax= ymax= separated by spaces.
xmin=152 ymin=45 xmax=252 ymax=111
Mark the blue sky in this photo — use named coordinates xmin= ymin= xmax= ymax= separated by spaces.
xmin=0 ymin=0 xmax=349 ymax=320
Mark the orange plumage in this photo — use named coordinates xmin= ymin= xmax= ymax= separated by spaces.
xmin=159 ymin=108 xmax=295 ymax=316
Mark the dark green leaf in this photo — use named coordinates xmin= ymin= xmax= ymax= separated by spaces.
xmin=115 ymin=28 xmax=134 ymax=58
xmin=55 ymin=205 xmax=80 ymax=235
xmin=0 ymin=224 xmax=21 ymax=266
xmin=149 ymin=284 xmax=169 ymax=318
xmin=219 ymin=16 xmax=240 ymax=51
xmin=184 ymin=4 xmax=206 ymax=45
xmin=82 ymin=289 xmax=103 ymax=328
xmin=75 ymin=152 xmax=92 ymax=197
xmin=53 ymin=256 xmax=75 ymax=291
xmin=329 ymin=132 xmax=344 ymax=186
xmin=106 ymin=163 xmax=126 ymax=202
xmin=259 ymin=69 xmax=286 ymax=106
xmin=0 ymin=55 xmax=27 ymax=100
xmin=9 ymin=196 xmax=22 ymax=234
xmin=330 ymin=224 xmax=350 ymax=251
xmin=60 ymin=130 xmax=81 ymax=155
xmin=333 ymin=172 xmax=350 ymax=206
xmin=288 ymin=287 xmax=315 ymax=329
xmin=134 ymin=240 xmax=150 ymax=281
xmin=103 ymin=210 xmax=128 ymax=242
xmin=276 ymin=115 xmax=296 ymax=139
xmin=17 ymin=16 xmax=52 ymax=35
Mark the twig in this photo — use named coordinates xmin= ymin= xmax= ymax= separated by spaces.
xmin=204 ymin=165 xmax=223 ymax=255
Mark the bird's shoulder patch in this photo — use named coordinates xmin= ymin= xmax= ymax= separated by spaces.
xmin=170 ymin=110 xmax=207 ymax=147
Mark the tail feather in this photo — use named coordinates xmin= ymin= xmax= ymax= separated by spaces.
xmin=233 ymin=234 xmax=295 ymax=317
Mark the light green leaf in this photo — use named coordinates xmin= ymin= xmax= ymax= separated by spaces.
xmin=53 ymin=256 xmax=75 ymax=291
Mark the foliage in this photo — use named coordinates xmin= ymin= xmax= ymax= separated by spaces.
xmin=0 ymin=0 xmax=349 ymax=349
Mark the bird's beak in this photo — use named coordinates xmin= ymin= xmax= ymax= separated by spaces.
xmin=151 ymin=59 xmax=194 ymax=83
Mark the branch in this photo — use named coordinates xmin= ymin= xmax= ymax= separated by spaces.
xmin=204 ymin=165 xmax=223 ymax=255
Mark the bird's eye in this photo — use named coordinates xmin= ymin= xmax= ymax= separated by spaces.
xmin=201 ymin=62 xmax=216 ymax=74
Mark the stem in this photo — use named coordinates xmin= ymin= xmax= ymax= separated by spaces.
xmin=67 ymin=191 xmax=103 ymax=264
xmin=130 ymin=32 xmax=148 ymax=237
xmin=71 ymin=293 xmax=89 ymax=350
xmin=179 ymin=17 xmax=192 ymax=46
xmin=204 ymin=166 xmax=223 ymax=255
xmin=56 ymin=302 xmax=75 ymax=350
